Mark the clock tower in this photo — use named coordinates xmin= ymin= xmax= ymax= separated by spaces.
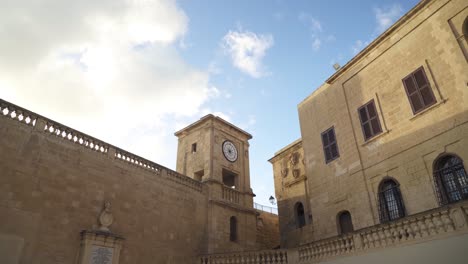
xmin=175 ymin=114 xmax=257 ymax=253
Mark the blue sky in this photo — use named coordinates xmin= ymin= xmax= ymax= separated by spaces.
xmin=0 ymin=0 xmax=418 ymax=206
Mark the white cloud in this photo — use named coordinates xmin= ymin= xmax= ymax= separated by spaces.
xmin=352 ymin=39 xmax=366 ymax=55
xmin=312 ymin=38 xmax=321 ymax=51
xmin=350 ymin=4 xmax=404 ymax=55
xmin=298 ymin=13 xmax=333 ymax=52
xmin=374 ymin=4 xmax=404 ymax=33
xmin=222 ymin=30 xmax=274 ymax=78
xmin=238 ymin=115 xmax=256 ymax=131
xmin=0 ymin=0 xmax=220 ymax=168
xmin=299 ymin=13 xmax=322 ymax=33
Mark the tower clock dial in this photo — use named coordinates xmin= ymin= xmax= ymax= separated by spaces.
xmin=222 ymin=140 xmax=238 ymax=162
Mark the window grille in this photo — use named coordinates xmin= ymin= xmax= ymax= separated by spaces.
xmin=434 ymin=155 xmax=468 ymax=205
xmin=378 ymin=180 xmax=405 ymax=223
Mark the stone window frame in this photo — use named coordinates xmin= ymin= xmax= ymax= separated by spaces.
xmin=229 ymin=216 xmax=238 ymax=242
xmin=433 ymin=153 xmax=468 ymax=205
xmin=321 ymin=126 xmax=340 ymax=164
xmin=357 ymin=99 xmax=383 ymax=141
xmin=378 ymin=178 xmax=406 ymax=223
xmin=402 ymin=66 xmax=437 ymax=115
xmin=337 ymin=210 xmax=354 ymax=235
xmin=294 ymin=202 xmax=306 ymax=229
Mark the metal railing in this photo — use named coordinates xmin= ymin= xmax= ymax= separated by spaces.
xmin=254 ymin=202 xmax=278 ymax=215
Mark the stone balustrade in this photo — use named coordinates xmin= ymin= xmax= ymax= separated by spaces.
xmin=0 ymin=98 xmax=203 ymax=192
xmin=298 ymin=200 xmax=468 ymax=262
xmin=1 ymin=99 xmax=38 ymax=127
xmin=44 ymin=120 xmax=110 ymax=154
xmin=200 ymin=249 xmax=288 ymax=264
xmin=115 ymin=147 xmax=163 ymax=175
xmin=222 ymin=185 xmax=241 ymax=204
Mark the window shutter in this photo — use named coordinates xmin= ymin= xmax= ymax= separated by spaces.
xmin=402 ymin=67 xmax=437 ymax=114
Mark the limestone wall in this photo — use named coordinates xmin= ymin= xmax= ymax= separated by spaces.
xmin=255 ymin=210 xmax=280 ymax=249
xmin=296 ymin=0 xmax=468 ymax=241
xmin=0 ymin=107 xmax=208 ymax=264
xmin=269 ymin=140 xmax=314 ymax=247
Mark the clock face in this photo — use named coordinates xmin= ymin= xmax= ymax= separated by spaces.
xmin=222 ymin=140 xmax=238 ymax=162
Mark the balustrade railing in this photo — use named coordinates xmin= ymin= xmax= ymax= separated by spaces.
xmin=200 ymin=249 xmax=288 ymax=264
xmin=115 ymin=148 xmax=163 ymax=174
xmin=44 ymin=121 xmax=109 ymax=154
xmin=0 ymin=98 xmax=203 ymax=192
xmin=1 ymin=99 xmax=38 ymax=127
xmin=298 ymin=201 xmax=468 ymax=262
xmin=254 ymin=202 xmax=278 ymax=215
xmin=222 ymin=185 xmax=240 ymax=204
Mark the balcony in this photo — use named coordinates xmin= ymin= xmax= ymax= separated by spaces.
xmin=198 ymin=200 xmax=468 ymax=263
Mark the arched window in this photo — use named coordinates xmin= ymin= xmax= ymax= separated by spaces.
xmin=378 ymin=179 xmax=405 ymax=222
xmin=337 ymin=211 xmax=353 ymax=234
xmin=434 ymin=155 xmax=468 ymax=204
xmin=229 ymin=216 xmax=237 ymax=242
xmin=294 ymin=202 xmax=306 ymax=228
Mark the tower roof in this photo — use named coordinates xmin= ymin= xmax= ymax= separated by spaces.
xmin=174 ymin=114 xmax=252 ymax=140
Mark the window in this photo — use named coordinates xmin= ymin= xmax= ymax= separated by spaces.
xmin=222 ymin=169 xmax=238 ymax=189
xmin=230 ymin=216 xmax=237 ymax=242
xmin=191 ymin=143 xmax=197 ymax=153
xmin=321 ymin=127 xmax=339 ymax=163
xmin=434 ymin=155 xmax=468 ymax=205
xmin=378 ymin=179 xmax=405 ymax=222
xmin=402 ymin=67 xmax=437 ymax=114
xmin=358 ymin=100 xmax=382 ymax=141
xmin=295 ymin=202 xmax=306 ymax=228
xmin=194 ymin=170 xmax=204 ymax=181
xmin=337 ymin=211 xmax=353 ymax=235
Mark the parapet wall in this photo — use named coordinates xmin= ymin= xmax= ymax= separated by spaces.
xmin=0 ymin=99 xmax=208 ymax=263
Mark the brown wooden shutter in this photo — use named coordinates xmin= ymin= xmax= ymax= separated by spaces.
xmin=402 ymin=67 xmax=437 ymax=114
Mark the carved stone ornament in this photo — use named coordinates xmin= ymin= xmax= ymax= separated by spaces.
xmin=281 ymin=167 xmax=289 ymax=177
xmin=293 ymin=169 xmax=300 ymax=178
xmin=353 ymin=234 xmax=363 ymax=249
xmin=99 ymin=201 xmax=114 ymax=232
xmin=289 ymin=152 xmax=299 ymax=166
xmin=450 ymin=208 xmax=466 ymax=229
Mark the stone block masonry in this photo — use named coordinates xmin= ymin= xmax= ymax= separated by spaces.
xmin=0 ymin=99 xmax=278 ymax=263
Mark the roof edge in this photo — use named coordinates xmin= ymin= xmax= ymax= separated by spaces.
xmin=268 ymin=138 xmax=302 ymax=163
xmin=174 ymin=114 xmax=253 ymax=140
xmin=325 ymin=0 xmax=431 ymax=84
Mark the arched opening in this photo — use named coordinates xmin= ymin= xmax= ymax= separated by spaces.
xmin=229 ymin=216 xmax=237 ymax=242
xmin=434 ymin=154 xmax=468 ymax=204
xmin=378 ymin=178 xmax=405 ymax=222
xmin=337 ymin=211 xmax=353 ymax=235
xmin=294 ymin=202 xmax=306 ymax=228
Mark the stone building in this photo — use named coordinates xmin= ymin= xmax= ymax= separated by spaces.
xmin=268 ymin=0 xmax=468 ymax=263
xmin=0 ymin=105 xmax=280 ymax=264
xmin=1 ymin=0 xmax=468 ymax=263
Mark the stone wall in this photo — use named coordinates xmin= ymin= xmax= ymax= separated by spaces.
xmin=269 ymin=140 xmax=313 ymax=247
xmin=292 ymin=0 xmax=468 ymax=242
xmin=255 ymin=210 xmax=280 ymax=249
xmin=0 ymin=107 xmax=209 ymax=264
